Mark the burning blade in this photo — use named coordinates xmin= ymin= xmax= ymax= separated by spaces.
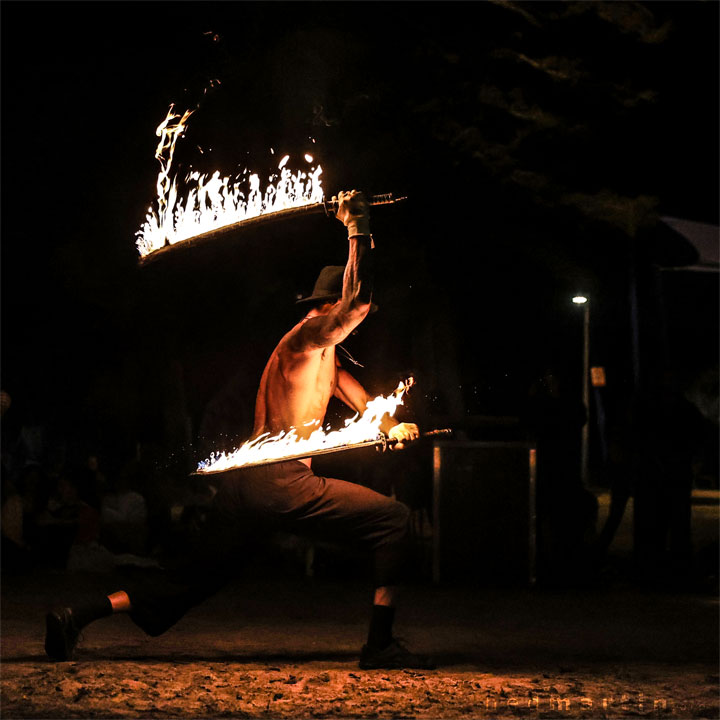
xmin=192 ymin=429 xmax=452 ymax=476
xmin=136 ymin=104 xmax=407 ymax=265
xmin=196 ymin=379 xmax=415 ymax=475
xmin=138 ymin=191 xmax=407 ymax=266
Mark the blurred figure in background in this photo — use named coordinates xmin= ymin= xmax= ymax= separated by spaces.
xmin=2 ymin=462 xmax=65 ymax=570
xmin=633 ymin=370 xmax=711 ymax=587
xmin=1 ymin=389 xmax=11 ymax=417
xmin=522 ymin=368 xmax=598 ymax=585
xmin=43 ymin=467 xmax=110 ymax=572
xmin=100 ymin=460 xmax=148 ymax=557
xmin=1 ymin=470 xmax=30 ymax=574
xmin=1 ymin=389 xmax=22 ymax=484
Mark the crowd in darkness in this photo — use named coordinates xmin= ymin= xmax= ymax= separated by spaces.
xmin=1 ymin=361 xmax=717 ymax=591
xmin=0 ymin=389 xmax=216 ymax=577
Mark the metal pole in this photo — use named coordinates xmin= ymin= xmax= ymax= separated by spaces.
xmin=432 ymin=443 xmax=442 ymax=585
xmin=581 ymin=301 xmax=590 ymax=487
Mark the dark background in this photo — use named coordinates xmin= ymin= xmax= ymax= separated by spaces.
xmin=1 ymin=1 xmax=717 ymax=482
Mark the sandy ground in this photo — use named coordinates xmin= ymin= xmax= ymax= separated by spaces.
xmin=2 ymin=493 xmax=718 ymax=719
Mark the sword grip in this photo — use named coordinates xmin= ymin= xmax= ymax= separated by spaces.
xmin=421 ymin=428 xmax=453 ymax=439
xmin=379 ymin=428 xmax=453 ymax=451
xmin=323 ymin=193 xmax=407 ymax=216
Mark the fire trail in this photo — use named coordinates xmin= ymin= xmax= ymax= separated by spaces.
xmin=193 ymin=429 xmax=452 ymax=475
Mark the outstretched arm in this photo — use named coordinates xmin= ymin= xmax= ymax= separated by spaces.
xmin=334 ymin=366 xmax=375 ymax=418
xmin=335 ymin=367 xmax=419 ymax=450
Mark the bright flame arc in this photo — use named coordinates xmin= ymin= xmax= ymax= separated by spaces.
xmin=197 ymin=379 xmax=414 ymax=474
xmin=136 ymin=106 xmax=324 ymax=258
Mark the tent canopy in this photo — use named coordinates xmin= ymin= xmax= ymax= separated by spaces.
xmin=660 ymin=217 xmax=719 ymax=272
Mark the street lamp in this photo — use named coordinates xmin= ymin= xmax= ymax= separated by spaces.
xmin=572 ymin=295 xmax=590 ymax=487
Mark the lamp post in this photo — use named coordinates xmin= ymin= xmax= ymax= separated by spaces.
xmin=572 ymin=295 xmax=590 ymax=487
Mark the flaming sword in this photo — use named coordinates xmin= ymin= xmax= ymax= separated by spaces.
xmin=192 ymin=428 xmax=452 ymax=476
xmin=138 ymin=192 xmax=407 ymax=266
xmin=136 ymin=107 xmax=408 ymax=265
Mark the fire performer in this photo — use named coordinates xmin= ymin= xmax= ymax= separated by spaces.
xmin=45 ymin=190 xmax=435 ymax=669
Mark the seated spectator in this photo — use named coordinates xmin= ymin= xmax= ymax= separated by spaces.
xmin=1 ymin=473 xmax=29 ymax=574
xmin=14 ymin=463 xmax=56 ymax=564
xmin=45 ymin=468 xmax=112 ymax=572
xmin=86 ymin=453 xmax=109 ymax=498
xmin=1 ymin=390 xmax=22 ymax=492
xmin=100 ymin=461 xmax=148 ymax=556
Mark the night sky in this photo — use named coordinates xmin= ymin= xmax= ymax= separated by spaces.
xmin=1 ymin=1 xmax=718 ymax=469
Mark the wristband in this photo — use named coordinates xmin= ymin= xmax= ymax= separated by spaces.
xmin=346 ymin=219 xmax=371 ymax=237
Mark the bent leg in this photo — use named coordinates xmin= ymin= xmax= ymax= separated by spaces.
xmin=45 ymin=479 xmax=253 ymax=660
xmin=264 ymin=470 xmax=413 ymax=589
xmin=122 ymin=500 xmax=251 ymax=637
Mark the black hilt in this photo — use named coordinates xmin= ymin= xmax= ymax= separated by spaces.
xmin=378 ymin=428 xmax=453 ymax=451
xmin=322 ymin=193 xmax=407 ymax=216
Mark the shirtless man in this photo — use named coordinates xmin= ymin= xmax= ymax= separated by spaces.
xmin=45 ymin=190 xmax=433 ymax=670
xmin=253 ymin=189 xmax=418 ymax=452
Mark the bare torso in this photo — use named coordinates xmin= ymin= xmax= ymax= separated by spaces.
xmin=253 ymin=318 xmax=341 ymax=463
xmin=251 ymin=192 xmax=374 ymax=464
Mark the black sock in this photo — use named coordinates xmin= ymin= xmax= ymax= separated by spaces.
xmin=72 ymin=596 xmax=113 ymax=629
xmin=367 ymin=605 xmax=395 ymax=649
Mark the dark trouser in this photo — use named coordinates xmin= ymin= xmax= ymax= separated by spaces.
xmin=126 ymin=460 xmax=411 ymax=636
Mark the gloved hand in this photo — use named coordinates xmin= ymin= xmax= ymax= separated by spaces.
xmin=387 ymin=422 xmax=420 ymax=450
xmin=334 ymin=189 xmax=371 ymax=237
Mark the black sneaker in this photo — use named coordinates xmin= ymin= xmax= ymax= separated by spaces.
xmin=45 ymin=608 xmax=82 ymax=661
xmin=359 ymin=638 xmax=436 ymax=670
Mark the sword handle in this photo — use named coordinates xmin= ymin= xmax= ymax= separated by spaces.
xmin=380 ymin=428 xmax=453 ymax=450
xmin=323 ymin=193 xmax=408 ymax=216
xmin=420 ymin=428 xmax=453 ymax=439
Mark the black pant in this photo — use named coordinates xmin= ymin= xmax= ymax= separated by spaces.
xmin=126 ymin=460 xmax=411 ymax=636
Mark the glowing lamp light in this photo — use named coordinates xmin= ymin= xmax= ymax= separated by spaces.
xmin=572 ymin=295 xmax=589 ymax=304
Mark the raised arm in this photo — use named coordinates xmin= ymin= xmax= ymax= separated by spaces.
xmin=288 ymin=191 xmax=374 ymax=352
xmin=335 ymin=367 xmax=419 ymax=450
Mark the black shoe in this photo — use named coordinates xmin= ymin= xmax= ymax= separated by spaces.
xmin=45 ymin=608 xmax=82 ymax=661
xmin=359 ymin=638 xmax=436 ymax=670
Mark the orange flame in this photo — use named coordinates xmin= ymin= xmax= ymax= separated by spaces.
xmin=136 ymin=106 xmax=324 ymax=258
xmin=197 ymin=379 xmax=414 ymax=473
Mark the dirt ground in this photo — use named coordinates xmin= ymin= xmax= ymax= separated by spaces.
xmin=1 ymin=493 xmax=718 ymax=719
xmin=1 ymin=565 xmax=718 ymax=719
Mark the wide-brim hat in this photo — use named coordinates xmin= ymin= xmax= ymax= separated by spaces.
xmin=296 ymin=266 xmax=378 ymax=312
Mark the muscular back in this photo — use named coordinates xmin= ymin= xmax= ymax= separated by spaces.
xmin=252 ymin=319 xmax=341 ymax=440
